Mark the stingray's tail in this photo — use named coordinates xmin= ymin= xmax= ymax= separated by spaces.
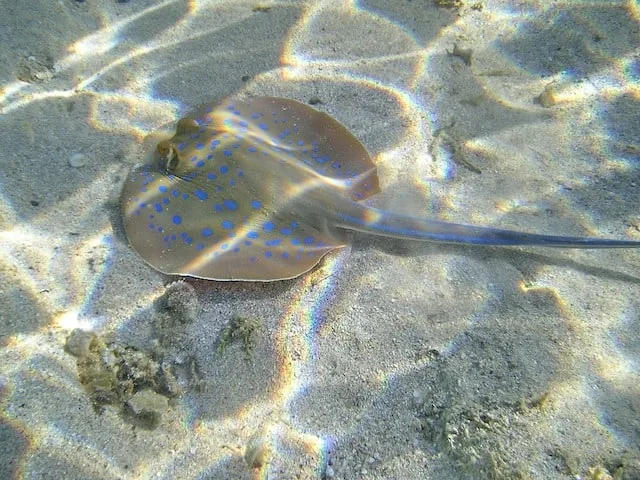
xmin=334 ymin=203 xmax=640 ymax=248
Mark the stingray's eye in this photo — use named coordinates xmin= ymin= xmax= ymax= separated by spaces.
xmin=176 ymin=118 xmax=200 ymax=134
xmin=157 ymin=140 xmax=179 ymax=172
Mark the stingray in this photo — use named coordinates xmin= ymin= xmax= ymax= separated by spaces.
xmin=120 ymin=96 xmax=640 ymax=281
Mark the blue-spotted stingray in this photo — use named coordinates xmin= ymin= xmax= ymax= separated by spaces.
xmin=120 ymin=96 xmax=640 ymax=281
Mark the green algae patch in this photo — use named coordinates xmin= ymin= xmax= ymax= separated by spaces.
xmin=65 ymin=329 xmax=179 ymax=429
xmin=217 ymin=314 xmax=261 ymax=360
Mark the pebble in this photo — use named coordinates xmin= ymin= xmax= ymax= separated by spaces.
xmin=69 ymin=152 xmax=88 ymax=168
xmin=125 ymin=389 xmax=168 ymax=429
xmin=538 ymin=83 xmax=559 ymax=107
xmin=64 ymin=329 xmax=94 ymax=357
xmin=244 ymin=435 xmax=270 ymax=469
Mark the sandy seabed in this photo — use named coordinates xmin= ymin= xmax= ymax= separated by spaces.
xmin=1 ymin=1 xmax=639 ymax=479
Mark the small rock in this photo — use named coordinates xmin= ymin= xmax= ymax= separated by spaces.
xmin=125 ymin=389 xmax=168 ymax=429
xmin=65 ymin=329 xmax=95 ymax=357
xmin=538 ymin=83 xmax=559 ymax=107
xmin=164 ymin=280 xmax=199 ymax=323
xmin=244 ymin=434 xmax=270 ymax=469
xmin=450 ymin=43 xmax=472 ymax=66
xmin=68 ymin=153 xmax=88 ymax=168
xmin=17 ymin=56 xmax=54 ymax=83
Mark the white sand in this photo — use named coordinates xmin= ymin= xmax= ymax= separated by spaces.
xmin=1 ymin=1 xmax=639 ymax=479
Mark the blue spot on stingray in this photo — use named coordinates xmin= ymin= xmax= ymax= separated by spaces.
xmin=229 ymin=179 xmax=236 ymax=187
xmin=232 ymin=143 xmax=240 ymax=149
xmin=182 ymin=193 xmax=189 ymax=200
xmin=207 ymin=173 xmax=217 ymax=180
xmin=196 ymin=160 xmax=205 ymax=167
xmin=171 ymin=189 xmax=179 ymax=198
xmin=290 ymin=221 xmax=299 ymax=229
xmin=157 ymin=226 xmax=164 ymax=233
xmin=210 ymin=139 xmax=220 ymax=148
xmin=259 ymin=123 xmax=268 ymax=130
xmin=162 ymin=198 xmax=170 ymax=205
xmin=201 ymin=227 xmax=213 ymax=237
xmin=265 ymin=251 xmax=273 ymax=258
xmin=251 ymin=200 xmax=262 ymax=209
xmin=172 ymin=215 xmax=182 ymax=225
xmin=196 ymin=243 xmax=204 ymax=251
xmin=154 ymin=203 xmax=163 ymax=213
xmin=223 ymin=149 xmax=232 ymax=157
xmin=245 ymin=240 xmax=252 ymax=246
xmin=304 ymin=236 xmax=314 ymax=244
xmin=221 ymin=220 xmax=234 ymax=229
xmin=248 ymin=146 xmax=257 ymax=153
xmin=221 ymin=243 xmax=228 ymax=250
xmin=291 ymin=238 xmax=300 ymax=246
xmin=220 ymin=165 xmax=229 ymax=174
xmin=332 ymin=162 xmax=341 ymax=169
xmin=263 ymin=221 xmax=275 ymax=233
xmin=194 ymin=189 xmax=208 ymax=201
xmin=158 ymin=185 xmax=168 ymax=193
xmin=247 ymin=231 xmax=259 ymax=239
xmin=224 ymin=199 xmax=237 ymax=210
xmin=297 ymin=140 xmax=304 ymax=146
xmin=280 ymin=228 xmax=292 ymax=235
xmin=265 ymin=239 xmax=282 ymax=247
xmin=148 ymin=224 xmax=155 ymax=229
xmin=282 ymin=252 xmax=289 ymax=259
xmin=214 ymin=203 xmax=223 ymax=212
xmin=195 ymin=142 xmax=204 ymax=150
xmin=239 ymin=121 xmax=248 ymax=127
